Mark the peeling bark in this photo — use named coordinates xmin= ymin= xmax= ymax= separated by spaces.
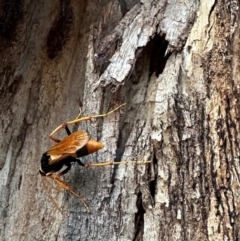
xmin=0 ymin=0 xmax=240 ymax=241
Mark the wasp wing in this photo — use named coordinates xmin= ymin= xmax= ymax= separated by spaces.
xmin=47 ymin=130 xmax=90 ymax=165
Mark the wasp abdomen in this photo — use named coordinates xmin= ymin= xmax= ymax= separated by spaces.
xmin=76 ymin=140 xmax=104 ymax=157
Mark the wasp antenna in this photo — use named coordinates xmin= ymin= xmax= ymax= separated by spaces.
xmin=41 ymin=176 xmax=64 ymax=214
xmin=53 ymin=177 xmax=90 ymax=212
xmin=67 ymin=188 xmax=90 ymax=213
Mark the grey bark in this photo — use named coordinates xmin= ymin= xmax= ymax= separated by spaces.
xmin=0 ymin=0 xmax=239 ymax=241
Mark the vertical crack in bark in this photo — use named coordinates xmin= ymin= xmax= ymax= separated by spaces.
xmin=18 ymin=174 xmax=22 ymax=190
xmin=228 ymin=91 xmax=240 ymax=238
xmin=172 ymin=96 xmax=186 ymax=237
xmin=0 ymin=73 xmax=23 ymax=169
xmin=46 ymin=0 xmax=74 ymax=59
xmin=3 ymin=117 xmax=29 ymax=235
xmin=0 ymin=0 xmax=23 ymax=42
xmin=109 ymin=148 xmax=124 ymax=193
xmin=134 ymin=191 xmax=144 ymax=241
xmin=207 ymin=95 xmax=235 ymax=238
xmin=172 ymin=96 xmax=210 ymax=239
xmin=199 ymin=103 xmax=209 ymax=239
xmin=223 ymin=96 xmax=236 ymax=237
xmin=1 ymin=74 xmax=23 ymax=99
xmin=149 ymin=150 xmax=158 ymax=201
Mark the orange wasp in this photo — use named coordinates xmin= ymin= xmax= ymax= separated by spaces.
xmin=39 ymin=103 xmax=150 ymax=211
xmin=39 ymin=103 xmax=126 ymax=177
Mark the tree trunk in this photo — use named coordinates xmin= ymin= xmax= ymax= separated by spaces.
xmin=0 ymin=0 xmax=239 ymax=240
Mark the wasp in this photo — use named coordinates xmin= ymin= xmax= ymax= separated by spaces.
xmin=39 ymin=103 xmax=150 ymax=211
xmin=39 ymin=103 xmax=126 ymax=177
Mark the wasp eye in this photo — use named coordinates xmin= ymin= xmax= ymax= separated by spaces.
xmin=41 ymin=152 xmax=50 ymax=167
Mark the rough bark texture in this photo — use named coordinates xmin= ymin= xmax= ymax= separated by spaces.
xmin=0 ymin=0 xmax=239 ymax=241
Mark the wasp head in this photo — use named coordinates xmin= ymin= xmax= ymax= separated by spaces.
xmin=39 ymin=152 xmax=50 ymax=176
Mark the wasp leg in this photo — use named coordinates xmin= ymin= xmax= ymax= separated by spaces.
xmin=68 ymin=103 xmax=126 ymax=125
xmin=49 ymin=123 xmax=71 ymax=142
xmin=49 ymin=135 xmax=61 ymax=143
xmin=56 ymin=162 xmax=72 ymax=178
xmin=50 ymin=103 xmax=126 ymax=139
xmin=41 ymin=176 xmax=63 ymax=213
xmin=75 ymin=106 xmax=82 ymax=119
xmin=64 ymin=125 xmax=71 ymax=136
xmin=76 ymin=99 xmax=83 ymax=119
xmin=52 ymin=175 xmax=90 ymax=212
xmin=76 ymin=159 xmax=85 ymax=167
xmin=85 ymin=160 xmax=152 ymax=168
